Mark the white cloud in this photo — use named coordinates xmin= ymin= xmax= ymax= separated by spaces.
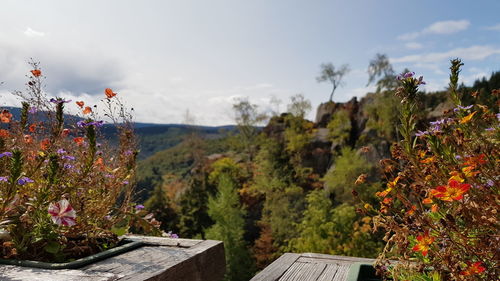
xmin=425 ymin=20 xmax=470 ymax=34
xmin=398 ymin=20 xmax=470 ymax=41
xmin=391 ymin=45 xmax=500 ymax=64
xmin=405 ymin=42 xmax=423 ymax=50
xmin=485 ymin=23 xmax=500 ymax=31
xmin=24 ymin=27 xmax=45 ymax=37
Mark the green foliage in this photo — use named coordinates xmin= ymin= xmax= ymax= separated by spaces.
xmin=144 ymin=184 xmax=178 ymax=233
xmin=291 ymin=191 xmax=383 ymax=258
xmin=327 ymin=109 xmax=351 ymax=146
xmin=316 ymin=63 xmax=350 ymax=101
xmin=287 ymin=94 xmax=311 ymax=119
xmin=323 ymin=147 xmax=377 ymax=205
xmin=206 ymin=172 xmax=255 ymax=281
xmin=364 ymin=91 xmax=400 ymax=141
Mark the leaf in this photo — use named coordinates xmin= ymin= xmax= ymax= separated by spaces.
xmin=111 ymin=226 xmax=128 ymax=236
xmin=44 ymin=241 xmax=61 ymax=254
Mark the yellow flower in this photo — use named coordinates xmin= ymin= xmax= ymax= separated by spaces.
xmin=459 ymin=111 xmax=477 ymax=124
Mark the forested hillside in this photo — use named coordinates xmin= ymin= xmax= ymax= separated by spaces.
xmin=135 ymin=69 xmax=499 ymax=280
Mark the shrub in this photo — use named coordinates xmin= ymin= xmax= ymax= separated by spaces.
xmin=0 ymin=61 xmax=160 ymax=262
xmin=373 ymin=59 xmax=499 ymax=280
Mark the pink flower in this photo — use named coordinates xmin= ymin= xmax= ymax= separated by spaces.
xmin=48 ymin=199 xmax=77 ymax=226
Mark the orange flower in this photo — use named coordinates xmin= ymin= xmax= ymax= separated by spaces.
xmin=462 ymin=166 xmax=479 ymax=178
xmin=460 ymin=261 xmax=486 ymax=276
xmin=76 ymin=101 xmax=85 ymax=108
xmin=420 ymin=156 xmax=435 ymax=164
xmin=30 ymin=69 xmax=42 ymax=77
xmin=459 ymin=111 xmax=477 ymax=124
xmin=431 ymin=204 xmax=439 ymax=212
xmin=73 ymin=137 xmax=85 ymax=145
xmin=83 ymin=106 xmax=92 ymax=115
xmin=24 ymin=134 xmax=33 ymax=144
xmin=412 ymin=231 xmax=435 ymax=256
xmin=29 ymin=123 xmax=37 ymax=133
xmin=449 ymin=171 xmax=464 ymax=183
xmin=422 ymin=197 xmax=433 ymax=204
xmin=430 ymin=179 xmax=470 ymax=202
xmin=105 ymin=88 xmax=116 ymax=98
xmin=463 ymin=154 xmax=487 ymax=168
xmin=376 ymin=176 xmax=399 ymax=197
xmin=1 ymin=110 xmax=13 ymax=123
xmin=0 ymin=129 xmax=9 ymax=138
xmin=406 ymin=205 xmax=417 ymax=215
xmin=355 ymin=174 xmax=367 ymax=185
xmin=40 ymin=138 xmax=51 ymax=150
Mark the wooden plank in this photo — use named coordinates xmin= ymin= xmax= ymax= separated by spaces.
xmin=300 ymin=253 xmax=375 ymax=263
xmin=0 ymin=265 xmax=120 ymax=281
xmin=316 ymin=264 xmax=339 ymax=281
xmin=250 ymin=253 xmax=301 ymax=281
xmin=279 ymin=262 xmax=326 ymax=281
xmin=123 ymin=235 xmax=203 ymax=248
xmin=0 ymin=237 xmax=225 ymax=281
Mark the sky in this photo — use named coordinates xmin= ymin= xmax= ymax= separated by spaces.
xmin=1 ymin=0 xmax=500 ymax=125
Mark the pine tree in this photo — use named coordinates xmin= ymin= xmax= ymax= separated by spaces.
xmin=206 ymin=174 xmax=255 ymax=281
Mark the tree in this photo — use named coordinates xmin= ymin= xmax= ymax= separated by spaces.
xmin=206 ymin=173 xmax=255 ymax=281
xmin=366 ymin=53 xmax=398 ymax=92
xmin=316 ymin=63 xmax=350 ymax=102
xmin=232 ymin=97 xmax=267 ymax=160
xmin=286 ymin=94 xmax=311 ymax=119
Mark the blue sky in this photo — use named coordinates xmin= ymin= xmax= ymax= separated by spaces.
xmin=1 ymin=0 xmax=499 ymax=125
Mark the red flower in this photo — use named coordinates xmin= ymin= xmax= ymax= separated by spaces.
xmin=412 ymin=231 xmax=434 ymax=256
xmin=76 ymin=101 xmax=84 ymax=108
xmin=430 ymin=179 xmax=470 ymax=202
xmin=73 ymin=137 xmax=85 ymax=145
xmin=460 ymin=261 xmax=486 ymax=276
xmin=30 ymin=69 xmax=42 ymax=77
xmin=105 ymin=88 xmax=116 ymax=98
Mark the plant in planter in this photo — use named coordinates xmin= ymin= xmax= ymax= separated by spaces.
xmin=369 ymin=59 xmax=499 ymax=280
xmin=0 ymin=61 xmax=161 ymax=265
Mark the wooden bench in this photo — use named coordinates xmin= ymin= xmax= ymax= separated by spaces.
xmin=0 ymin=235 xmax=225 ymax=281
xmin=251 ymin=253 xmax=375 ymax=281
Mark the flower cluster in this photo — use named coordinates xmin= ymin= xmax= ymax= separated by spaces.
xmin=0 ymin=62 xmax=161 ymax=262
xmin=372 ymin=59 xmax=499 ymax=280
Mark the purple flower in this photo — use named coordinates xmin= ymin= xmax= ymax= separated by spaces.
xmin=62 ymin=155 xmax=76 ymax=161
xmin=124 ymin=150 xmax=133 ymax=156
xmin=486 ymin=179 xmax=494 ymax=187
xmin=104 ymin=215 xmax=112 ymax=221
xmin=49 ymin=98 xmax=72 ymax=104
xmin=105 ymin=174 xmax=115 ymax=178
xmin=57 ymin=149 xmax=67 ymax=154
xmin=455 ymin=155 xmax=462 ymax=160
xmin=167 ymin=231 xmax=179 ymax=238
xmin=28 ymin=107 xmax=38 ymax=114
xmin=77 ymin=120 xmax=104 ymax=128
xmin=122 ymin=180 xmax=129 ymax=185
xmin=453 ymin=105 xmax=473 ymax=112
xmin=497 ymin=113 xmax=500 ymax=121
xmin=17 ymin=177 xmax=34 ymax=185
xmin=135 ymin=204 xmax=145 ymax=210
xmin=0 ymin=176 xmax=8 ymax=182
xmin=403 ymin=71 xmax=415 ymax=78
xmin=485 ymin=127 xmax=495 ymax=131
xmin=415 ymin=130 xmax=429 ymax=137
xmin=63 ymin=164 xmax=74 ymax=169
xmin=396 ymin=74 xmax=403 ymax=81
xmin=77 ymin=120 xmax=87 ymax=127
xmin=0 ymin=152 xmax=13 ymax=158
xmin=417 ymin=76 xmax=426 ymax=85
